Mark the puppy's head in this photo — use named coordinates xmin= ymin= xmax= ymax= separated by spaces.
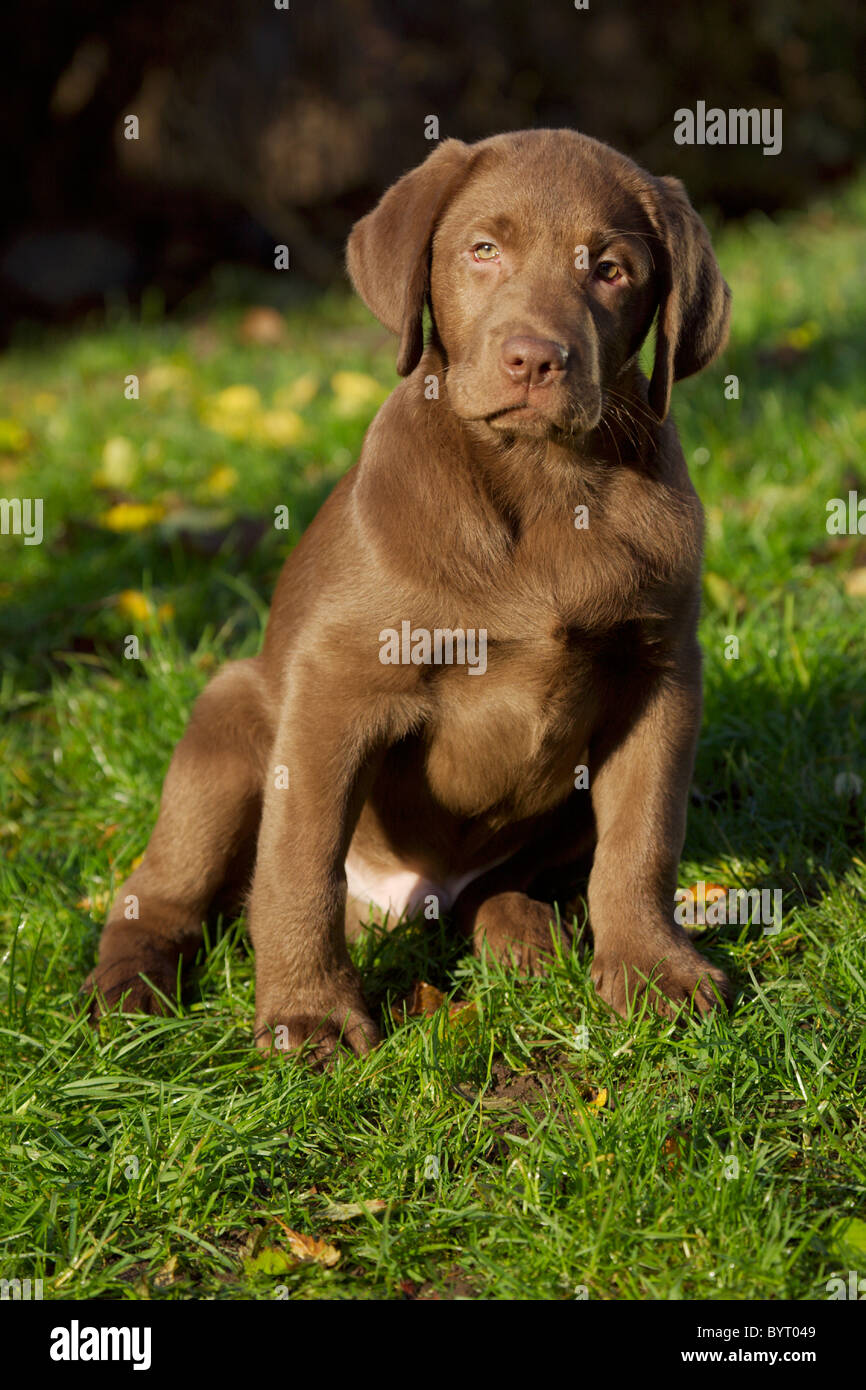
xmin=347 ymin=129 xmax=730 ymax=440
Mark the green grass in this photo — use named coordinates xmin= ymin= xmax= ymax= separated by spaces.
xmin=1 ymin=182 xmax=865 ymax=1301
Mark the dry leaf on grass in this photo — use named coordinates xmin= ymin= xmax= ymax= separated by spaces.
xmin=153 ymin=1254 xmax=180 ymax=1288
xmin=244 ymin=1246 xmax=298 ymax=1275
xmin=319 ymin=1198 xmax=387 ymax=1222
xmin=663 ymin=1135 xmax=681 ymax=1172
xmin=680 ymin=881 xmax=729 ymax=928
xmin=586 ymin=1086 xmax=608 ymax=1114
xmin=238 ymin=306 xmax=286 ymax=345
xmin=273 ymin=1217 xmax=340 ymax=1267
xmin=391 ymin=981 xmax=477 ymax=1023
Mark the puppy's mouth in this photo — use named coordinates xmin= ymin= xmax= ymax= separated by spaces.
xmin=481 ymin=390 xmax=602 ymax=439
xmin=486 ymin=403 xmax=550 ymax=428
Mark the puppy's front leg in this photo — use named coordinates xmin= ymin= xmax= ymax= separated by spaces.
xmin=587 ymin=648 xmax=731 ymax=1018
xmin=248 ymin=684 xmax=384 ymax=1061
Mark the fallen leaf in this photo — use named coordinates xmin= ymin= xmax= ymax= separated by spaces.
xmin=76 ymin=892 xmax=109 ymax=915
xmin=330 ymin=370 xmax=385 ymax=417
xmin=253 ymin=409 xmax=305 ymax=447
xmin=245 ymin=1246 xmax=299 ymax=1275
xmin=144 ymin=363 xmax=191 ymax=395
xmin=95 ymin=436 xmax=137 ymax=489
xmin=663 ymin=1135 xmax=681 ymax=1171
xmin=391 ymin=982 xmax=477 ymax=1024
xmin=238 ymin=306 xmax=286 ymax=345
xmin=271 ymin=1219 xmax=340 ymax=1267
xmin=210 ymin=384 xmax=261 ymax=414
xmin=783 ymin=320 xmax=821 ymax=351
xmin=153 ymin=1254 xmax=179 ymax=1288
xmin=449 ymin=1000 xmax=478 ymax=1026
xmin=587 ymin=1086 xmax=608 ymax=1114
xmin=100 ymin=501 xmax=165 ymax=532
xmin=393 ymin=981 xmax=446 ymax=1019
xmin=844 ymin=568 xmax=866 ymax=597
xmin=319 ymin=1198 xmax=387 ymax=1222
xmin=200 ymin=385 xmax=263 ymax=439
xmin=116 ymin=589 xmax=154 ymax=622
xmin=0 ymin=419 xmax=29 ymax=452
xmin=681 ymin=881 xmax=728 ymax=927
xmin=203 ymin=465 xmax=238 ymax=497
xmin=275 ymin=373 xmax=319 ymax=409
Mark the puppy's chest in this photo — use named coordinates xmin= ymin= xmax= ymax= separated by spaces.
xmin=418 ymin=512 xmax=683 ymax=818
xmin=423 ymin=596 xmax=644 ymax=819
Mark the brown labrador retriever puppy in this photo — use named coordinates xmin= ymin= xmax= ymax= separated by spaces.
xmin=87 ymin=129 xmax=732 ymax=1058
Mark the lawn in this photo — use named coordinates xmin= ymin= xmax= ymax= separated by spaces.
xmin=1 ymin=180 xmax=865 ymax=1301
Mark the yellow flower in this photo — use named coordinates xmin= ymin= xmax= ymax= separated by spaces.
xmin=144 ymin=363 xmax=191 ymax=394
xmin=587 ymin=1087 xmax=608 ymax=1114
xmin=204 ymin=465 xmax=238 ymax=496
xmin=330 ymin=371 xmax=385 ymax=417
xmin=783 ymin=320 xmax=821 ymax=350
xmin=116 ymin=590 xmax=154 ymax=621
xmin=101 ymin=502 xmax=165 ymax=532
xmin=94 ymin=436 xmax=138 ymax=489
xmin=253 ymin=410 xmax=305 ymax=447
xmin=115 ymin=591 xmax=174 ymax=623
xmin=0 ymin=419 xmax=28 ymax=452
xmin=212 ymin=384 xmax=261 ymax=414
xmin=200 ymin=385 xmax=263 ymax=440
xmin=274 ymin=373 xmax=319 ymax=409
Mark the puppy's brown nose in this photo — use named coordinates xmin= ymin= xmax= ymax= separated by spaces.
xmin=501 ymin=335 xmax=568 ymax=388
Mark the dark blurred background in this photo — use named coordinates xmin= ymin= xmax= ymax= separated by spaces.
xmin=2 ymin=0 xmax=863 ymax=338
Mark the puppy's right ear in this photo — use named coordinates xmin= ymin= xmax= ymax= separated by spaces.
xmin=643 ymin=175 xmax=731 ymax=422
xmin=346 ymin=139 xmax=472 ymax=376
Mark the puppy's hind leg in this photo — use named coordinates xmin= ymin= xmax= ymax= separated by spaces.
xmin=84 ymin=658 xmax=272 ymax=1016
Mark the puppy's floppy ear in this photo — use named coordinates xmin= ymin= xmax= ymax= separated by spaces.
xmin=346 ymin=139 xmax=472 ymax=376
xmin=643 ymin=175 xmax=731 ymax=421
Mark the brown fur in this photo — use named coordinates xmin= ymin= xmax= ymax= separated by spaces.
xmin=85 ymin=129 xmax=732 ymax=1059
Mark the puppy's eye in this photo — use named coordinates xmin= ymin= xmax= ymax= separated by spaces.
xmin=596 ymin=260 xmax=624 ymax=283
xmin=472 ymin=242 xmax=500 ymax=261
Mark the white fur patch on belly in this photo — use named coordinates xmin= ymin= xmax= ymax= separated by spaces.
xmin=344 ymin=850 xmax=502 ymax=919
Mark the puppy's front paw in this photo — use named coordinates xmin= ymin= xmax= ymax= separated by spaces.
xmin=256 ymin=992 xmax=380 ymax=1065
xmin=591 ymin=933 xmax=731 ymax=1020
xmin=82 ymin=945 xmax=180 ymax=1020
xmin=473 ymin=892 xmax=568 ymax=977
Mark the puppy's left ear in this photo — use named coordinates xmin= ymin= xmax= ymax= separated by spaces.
xmin=346 ymin=139 xmax=472 ymax=376
xmin=644 ymin=176 xmax=731 ymax=421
